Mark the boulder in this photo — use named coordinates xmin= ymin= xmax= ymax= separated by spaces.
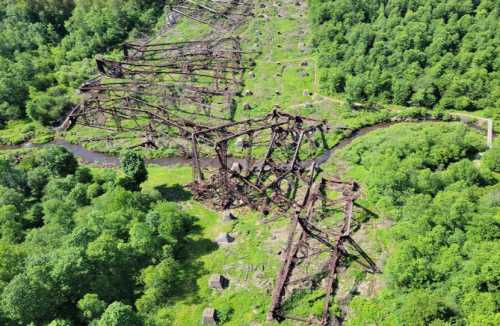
xmin=222 ymin=210 xmax=237 ymax=222
xmin=235 ymin=137 xmax=247 ymax=148
xmin=243 ymin=103 xmax=252 ymax=110
xmin=303 ymin=89 xmax=310 ymax=96
xmin=202 ymin=308 xmax=216 ymax=325
xmin=300 ymin=70 xmax=309 ymax=77
xmin=230 ymin=161 xmax=242 ymax=173
xmin=301 ymin=60 xmax=308 ymax=67
xmin=216 ymin=233 xmax=234 ymax=245
xmin=208 ymin=274 xmax=229 ymax=290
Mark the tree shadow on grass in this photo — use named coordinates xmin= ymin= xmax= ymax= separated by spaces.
xmin=171 ymin=217 xmax=219 ymax=304
xmin=154 ymin=184 xmax=192 ymax=202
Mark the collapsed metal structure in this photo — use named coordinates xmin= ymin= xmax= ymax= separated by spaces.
xmin=168 ymin=0 xmax=254 ymax=31
xmin=58 ymin=1 xmax=379 ymax=324
xmin=189 ymin=110 xmax=328 ymax=211
xmin=268 ymin=178 xmax=379 ymax=325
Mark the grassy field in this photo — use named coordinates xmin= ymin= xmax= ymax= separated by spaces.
xmin=142 ymin=164 xmax=288 ymax=325
xmin=137 ymin=162 xmax=387 ymax=325
xmin=0 ymin=1 xmax=494 ymax=324
xmin=0 ymin=120 xmax=54 ymax=145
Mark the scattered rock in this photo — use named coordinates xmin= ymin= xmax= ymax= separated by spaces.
xmin=303 ymin=89 xmax=310 ymax=96
xmin=300 ymin=70 xmax=309 ymax=77
xmin=202 ymin=308 xmax=216 ymax=325
xmin=235 ymin=136 xmax=248 ymax=148
xmin=208 ymin=274 xmax=229 ymax=290
xmin=301 ymin=60 xmax=308 ymax=67
xmin=231 ymin=161 xmax=242 ymax=173
xmin=248 ymin=71 xmax=256 ymax=78
xmin=243 ymin=89 xmax=253 ymax=96
xmin=222 ymin=210 xmax=237 ymax=222
xmin=216 ymin=233 xmax=234 ymax=245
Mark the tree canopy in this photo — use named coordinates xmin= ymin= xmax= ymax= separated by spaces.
xmin=0 ymin=146 xmax=194 ymax=325
xmin=341 ymin=123 xmax=499 ymax=325
xmin=0 ymin=0 xmax=166 ymax=125
xmin=310 ymin=0 xmax=499 ymax=116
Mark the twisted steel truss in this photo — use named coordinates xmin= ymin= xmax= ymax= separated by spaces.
xmin=268 ymin=178 xmax=380 ymax=325
xmin=57 ymin=1 xmax=379 ymax=324
xmin=168 ymin=0 xmax=255 ymax=31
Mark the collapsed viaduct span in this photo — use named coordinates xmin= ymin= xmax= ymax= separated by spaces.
xmin=57 ymin=1 xmax=378 ymax=324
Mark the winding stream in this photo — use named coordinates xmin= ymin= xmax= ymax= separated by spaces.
xmin=0 ymin=120 xmax=494 ymax=168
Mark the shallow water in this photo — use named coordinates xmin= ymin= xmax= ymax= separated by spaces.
xmin=0 ymin=120 xmax=492 ymax=168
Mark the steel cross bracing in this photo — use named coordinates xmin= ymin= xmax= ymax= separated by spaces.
xmin=168 ymin=0 xmax=255 ymax=31
xmin=58 ymin=37 xmax=248 ymax=149
xmin=188 ymin=109 xmax=328 ymax=211
xmin=267 ymin=179 xmax=380 ymax=325
xmin=57 ymin=1 xmax=379 ymax=323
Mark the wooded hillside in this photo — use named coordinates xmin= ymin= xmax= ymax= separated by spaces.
xmin=310 ymin=0 xmax=499 ymax=113
xmin=0 ymin=0 xmax=166 ymax=126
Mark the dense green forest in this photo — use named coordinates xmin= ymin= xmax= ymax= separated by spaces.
xmin=0 ymin=147 xmax=196 ymax=325
xmin=0 ymin=0 xmax=166 ymax=126
xmin=341 ymin=124 xmax=499 ymax=325
xmin=0 ymin=1 xmax=498 ymax=325
xmin=310 ymin=0 xmax=499 ymax=115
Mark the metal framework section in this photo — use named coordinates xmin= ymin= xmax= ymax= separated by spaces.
xmin=54 ymin=3 xmax=380 ymax=324
xmin=267 ymin=179 xmax=379 ymax=325
xmin=168 ymin=0 xmax=254 ymax=31
xmin=58 ymin=37 xmax=248 ymax=148
xmin=103 ymin=37 xmax=246 ymax=94
xmin=189 ymin=110 xmax=329 ymax=211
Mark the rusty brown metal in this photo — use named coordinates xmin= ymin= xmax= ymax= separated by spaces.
xmin=56 ymin=2 xmax=379 ymax=324
xmin=169 ymin=0 xmax=254 ymax=31
xmin=267 ymin=179 xmax=379 ymax=325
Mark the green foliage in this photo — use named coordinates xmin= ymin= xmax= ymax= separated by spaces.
xmin=120 ymin=150 xmax=148 ymax=191
xmin=26 ymin=86 xmax=73 ymax=125
xmin=48 ymin=319 xmax=73 ymax=326
xmin=38 ymin=146 xmax=78 ymax=176
xmin=342 ymin=123 xmax=499 ymax=325
xmin=0 ymin=273 xmax=55 ymax=323
xmin=216 ymin=304 xmax=235 ymax=324
xmin=0 ymin=147 xmax=198 ymax=324
xmin=27 ymin=167 xmax=50 ymax=198
xmin=0 ymin=0 xmax=166 ymax=125
xmin=75 ymin=166 xmax=93 ymax=183
xmin=77 ymin=293 xmax=107 ymax=322
xmin=97 ymin=302 xmax=142 ymax=326
xmin=310 ymin=0 xmax=499 ymax=112
xmin=483 ymin=139 xmax=500 ymax=173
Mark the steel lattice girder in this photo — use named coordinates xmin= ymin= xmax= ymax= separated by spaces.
xmin=169 ymin=0 xmax=255 ymax=30
xmin=266 ymin=179 xmax=379 ymax=325
xmin=188 ymin=110 xmax=329 ymax=211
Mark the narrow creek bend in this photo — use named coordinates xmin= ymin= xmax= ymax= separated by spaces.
xmin=0 ymin=120 xmax=493 ymax=169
